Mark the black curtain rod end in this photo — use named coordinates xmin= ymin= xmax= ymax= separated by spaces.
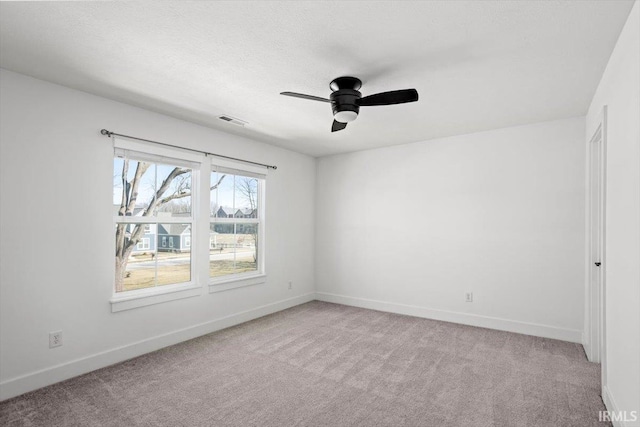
xmin=101 ymin=129 xmax=112 ymax=136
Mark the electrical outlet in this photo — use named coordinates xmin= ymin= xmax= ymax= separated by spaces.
xmin=465 ymin=292 xmax=473 ymax=303
xmin=288 ymin=281 xmax=293 ymax=290
xmin=49 ymin=331 xmax=62 ymax=348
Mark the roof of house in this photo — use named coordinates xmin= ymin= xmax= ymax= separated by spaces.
xmin=217 ymin=206 xmax=235 ymax=216
xmin=157 ymin=224 xmax=190 ymax=235
xmin=235 ymin=208 xmax=255 ymax=216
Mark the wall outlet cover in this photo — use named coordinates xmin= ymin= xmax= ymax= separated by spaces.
xmin=49 ymin=331 xmax=62 ymax=348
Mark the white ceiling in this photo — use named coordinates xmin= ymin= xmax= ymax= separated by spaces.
xmin=0 ymin=1 xmax=634 ymax=157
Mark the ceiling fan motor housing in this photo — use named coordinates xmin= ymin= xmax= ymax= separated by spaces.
xmin=330 ymin=76 xmax=362 ymax=123
xmin=330 ymin=89 xmax=361 ymax=123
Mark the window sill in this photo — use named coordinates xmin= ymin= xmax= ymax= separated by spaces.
xmin=110 ymin=282 xmax=202 ymax=313
xmin=209 ymin=274 xmax=266 ymax=293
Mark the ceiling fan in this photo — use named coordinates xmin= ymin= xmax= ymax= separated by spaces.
xmin=281 ymin=76 xmax=419 ymax=132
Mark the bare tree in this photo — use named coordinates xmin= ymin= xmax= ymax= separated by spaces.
xmin=115 ymin=160 xmax=225 ymax=292
xmin=236 ymin=177 xmax=257 ymax=212
xmin=158 ymin=199 xmax=191 ymax=214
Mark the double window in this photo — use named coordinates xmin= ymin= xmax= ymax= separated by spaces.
xmin=111 ymin=137 xmax=266 ymax=310
xmin=136 ymin=238 xmax=151 ymax=251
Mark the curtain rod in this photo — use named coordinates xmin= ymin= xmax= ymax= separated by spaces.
xmin=100 ymin=129 xmax=277 ymax=170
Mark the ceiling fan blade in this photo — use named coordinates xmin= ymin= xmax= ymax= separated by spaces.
xmin=332 ymin=120 xmax=347 ymax=132
xmin=280 ymin=92 xmax=330 ymax=103
xmin=358 ymin=89 xmax=419 ymax=106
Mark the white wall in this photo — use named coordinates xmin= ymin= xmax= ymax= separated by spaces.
xmin=316 ymin=117 xmax=586 ymax=342
xmin=587 ymin=1 xmax=640 ymax=421
xmin=0 ymin=69 xmax=316 ymax=400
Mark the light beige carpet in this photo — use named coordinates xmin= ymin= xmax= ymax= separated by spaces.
xmin=1 ymin=301 xmax=607 ymax=426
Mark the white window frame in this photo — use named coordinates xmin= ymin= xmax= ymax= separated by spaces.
xmin=209 ymin=160 xmax=266 ymax=293
xmin=184 ymin=236 xmax=191 ymax=248
xmin=110 ymin=137 xmax=202 ymax=312
xmin=109 ymin=136 xmax=269 ymax=311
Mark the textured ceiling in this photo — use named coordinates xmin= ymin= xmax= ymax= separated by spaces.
xmin=0 ymin=1 xmax=634 ymax=157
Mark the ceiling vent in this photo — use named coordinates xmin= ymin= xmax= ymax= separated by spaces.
xmin=217 ymin=115 xmax=247 ymax=127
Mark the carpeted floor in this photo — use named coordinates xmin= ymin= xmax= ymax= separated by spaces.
xmin=1 ymin=301 xmax=607 ymax=426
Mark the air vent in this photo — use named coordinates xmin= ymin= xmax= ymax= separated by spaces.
xmin=217 ymin=115 xmax=247 ymax=127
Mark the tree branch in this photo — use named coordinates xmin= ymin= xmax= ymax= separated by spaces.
xmin=143 ymin=167 xmax=189 ymax=215
xmin=118 ymin=159 xmax=129 ymax=217
xmin=126 ymin=162 xmax=150 ymax=215
xmin=210 ymin=173 xmax=227 ymax=192
xmin=157 ymin=174 xmax=227 ymax=205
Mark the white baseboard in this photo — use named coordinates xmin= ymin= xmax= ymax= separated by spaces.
xmin=0 ymin=292 xmax=315 ymax=401
xmin=602 ymin=385 xmax=640 ymax=427
xmin=315 ymin=292 xmax=583 ymax=343
xmin=603 ymin=386 xmax=618 ymax=426
xmin=582 ymin=331 xmax=591 ymax=359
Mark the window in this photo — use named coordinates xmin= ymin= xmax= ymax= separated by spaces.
xmin=210 ymin=167 xmax=264 ymax=282
xmin=136 ymin=238 xmax=150 ymax=250
xmin=110 ymin=136 xmax=267 ymax=311
xmin=113 ymin=151 xmax=195 ymax=294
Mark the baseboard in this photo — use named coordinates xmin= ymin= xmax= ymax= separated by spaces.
xmin=315 ymin=292 xmax=583 ymax=343
xmin=582 ymin=331 xmax=591 ymax=360
xmin=602 ymin=385 xmax=639 ymax=427
xmin=0 ymin=292 xmax=315 ymax=401
xmin=602 ymin=386 xmax=618 ymax=426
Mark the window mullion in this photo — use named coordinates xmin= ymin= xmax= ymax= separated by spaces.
xmin=232 ymin=175 xmax=236 ymax=274
xmin=154 ymin=222 xmax=158 ymax=288
xmin=153 ymin=163 xmax=158 ymax=288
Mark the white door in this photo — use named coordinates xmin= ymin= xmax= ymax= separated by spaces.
xmin=587 ymin=106 xmax=606 ymax=380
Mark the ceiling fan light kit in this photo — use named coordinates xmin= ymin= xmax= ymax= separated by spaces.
xmin=281 ymin=76 xmax=419 ymax=132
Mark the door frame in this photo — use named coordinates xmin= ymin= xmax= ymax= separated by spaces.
xmin=585 ymin=106 xmax=607 ymax=388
